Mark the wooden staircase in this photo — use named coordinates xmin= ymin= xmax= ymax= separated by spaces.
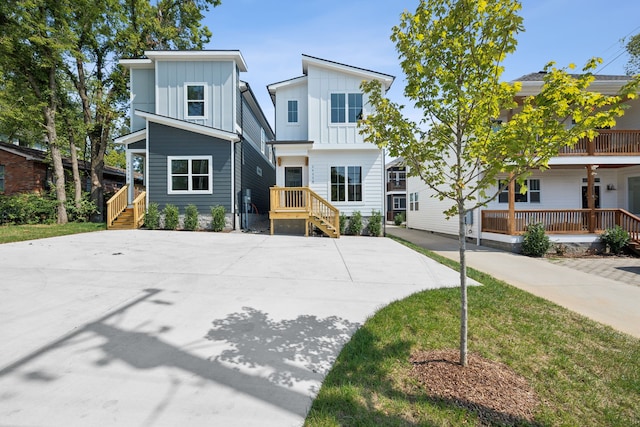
xmin=106 ymin=185 xmax=146 ymax=230
xmin=269 ymin=186 xmax=340 ymax=238
xmin=618 ymin=209 xmax=640 ymax=256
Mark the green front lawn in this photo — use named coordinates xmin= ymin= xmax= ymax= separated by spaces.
xmin=0 ymin=222 xmax=106 ymax=244
xmin=305 ymin=237 xmax=640 ymax=426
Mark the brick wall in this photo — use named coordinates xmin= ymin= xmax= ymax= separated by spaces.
xmin=0 ymin=150 xmax=48 ymax=195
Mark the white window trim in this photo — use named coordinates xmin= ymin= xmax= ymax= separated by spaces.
xmin=287 ymin=99 xmax=299 ymax=124
xmin=329 ymin=92 xmax=363 ymax=126
xmin=167 ymin=155 xmax=213 ymax=195
xmin=184 ymin=83 xmax=208 ymax=119
xmin=329 ymin=165 xmax=364 ymax=204
xmin=498 ymin=178 xmax=541 ymax=204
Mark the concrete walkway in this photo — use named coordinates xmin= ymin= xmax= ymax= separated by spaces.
xmin=387 ymin=225 xmax=640 ymax=338
xmin=0 ymin=230 xmax=472 ymax=427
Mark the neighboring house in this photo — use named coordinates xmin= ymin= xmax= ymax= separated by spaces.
xmin=385 ymin=157 xmax=406 ymax=222
xmin=407 ymin=73 xmax=640 ymax=253
xmin=115 ymin=50 xmax=275 ymax=230
xmin=267 ymin=55 xmax=394 ymax=237
xmin=0 ymin=140 xmax=128 ymax=196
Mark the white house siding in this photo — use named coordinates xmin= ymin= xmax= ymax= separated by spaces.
xmin=609 ymin=97 xmax=640 ymax=129
xmin=155 ymin=60 xmax=235 ymax=131
xmin=405 ymin=174 xmax=464 ymax=236
xmin=130 ymin=68 xmax=155 ymax=132
xmin=309 ymin=149 xmax=383 ymax=217
xmin=306 ymin=65 xmax=370 ymax=145
xmin=273 ymin=81 xmax=308 ymax=141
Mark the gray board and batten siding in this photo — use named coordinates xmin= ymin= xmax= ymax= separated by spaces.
xmin=147 ymin=122 xmax=232 ymax=212
xmin=239 ymin=139 xmax=275 ymax=215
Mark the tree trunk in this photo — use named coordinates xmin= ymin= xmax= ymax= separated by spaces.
xmin=458 ymin=205 xmax=468 ymax=367
xmin=69 ymin=138 xmax=82 ymax=209
xmin=44 ymin=104 xmax=67 ymax=224
xmin=90 ymin=131 xmax=107 ymax=222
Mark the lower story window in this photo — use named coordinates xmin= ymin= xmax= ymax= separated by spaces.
xmin=498 ymin=179 xmax=541 ymax=203
xmin=168 ymin=156 xmax=213 ymax=194
xmin=331 ymin=166 xmax=362 ymax=202
xmin=393 ymin=196 xmax=406 ymax=210
xmin=409 ymin=192 xmax=419 ymax=211
xmin=0 ymin=165 xmax=4 ymax=192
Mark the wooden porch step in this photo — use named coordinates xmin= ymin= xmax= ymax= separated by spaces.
xmin=110 ymin=208 xmax=137 ymax=230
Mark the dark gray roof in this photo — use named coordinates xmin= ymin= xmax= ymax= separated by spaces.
xmin=513 ymin=72 xmax=633 ymax=82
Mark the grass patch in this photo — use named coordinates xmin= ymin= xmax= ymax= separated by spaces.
xmin=0 ymin=222 xmax=106 ymax=244
xmin=305 ymin=236 xmax=640 ymax=426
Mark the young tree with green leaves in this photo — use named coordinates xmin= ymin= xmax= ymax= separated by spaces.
xmin=360 ymin=0 xmax=638 ymax=366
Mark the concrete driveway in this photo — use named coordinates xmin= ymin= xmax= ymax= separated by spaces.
xmin=0 ymin=230 xmax=468 ymax=427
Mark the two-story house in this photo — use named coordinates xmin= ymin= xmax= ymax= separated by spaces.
xmin=266 ymin=55 xmax=394 ymax=237
xmin=112 ymin=50 xmax=275 ymax=230
xmin=407 ymin=72 xmax=640 ymax=253
xmin=385 ymin=157 xmax=406 ymax=222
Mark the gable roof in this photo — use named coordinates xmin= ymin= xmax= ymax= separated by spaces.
xmin=301 ymin=55 xmax=395 ymax=90
xmin=120 ymin=50 xmax=248 ymax=72
xmin=512 ymin=72 xmax=635 ymax=96
xmin=513 ymin=72 xmax=633 ymax=82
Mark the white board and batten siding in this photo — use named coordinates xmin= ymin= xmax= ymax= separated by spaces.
xmin=309 ymin=149 xmax=383 ymax=217
xmin=273 ymin=78 xmax=309 ymax=141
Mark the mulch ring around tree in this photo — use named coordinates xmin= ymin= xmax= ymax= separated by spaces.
xmin=409 ymin=349 xmax=540 ymax=426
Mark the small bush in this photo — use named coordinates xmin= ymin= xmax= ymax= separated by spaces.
xmin=339 ymin=213 xmax=347 ymax=235
xmin=163 ymin=204 xmax=179 ymax=230
xmin=66 ymin=195 xmax=98 ymax=223
xmin=348 ymin=211 xmax=363 ymax=236
xmin=211 ymin=205 xmax=226 ymax=231
xmin=368 ymin=210 xmax=382 ymax=236
xmin=184 ymin=204 xmax=199 ymax=231
xmin=394 ymin=212 xmax=405 ymax=226
xmin=600 ymin=225 xmax=630 ymax=255
xmin=0 ymin=193 xmax=57 ymax=225
xmin=521 ymin=222 xmax=551 ymax=257
xmin=144 ymin=203 xmax=160 ymax=229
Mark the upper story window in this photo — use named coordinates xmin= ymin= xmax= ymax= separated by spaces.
xmin=185 ymin=83 xmax=206 ymax=118
xmin=287 ymin=100 xmax=298 ymax=123
xmin=260 ymin=128 xmax=266 ymax=154
xmin=330 ymin=93 xmax=363 ymax=124
xmin=168 ymin=156 xmax=212 ymax=194
xmin=498 ymin=179 xmax=541 ymax=203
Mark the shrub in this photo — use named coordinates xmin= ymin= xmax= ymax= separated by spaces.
xmin=144 ymin=203 xmax=160 ymax=229
xmin=65 ymin=195 xmax=98 ymax=223
xmin=184 ymin=204 xmax=199 ymax=231
xmin=394 ymin=212 xmax=405 ymax=226
xmin=339 ymin=213 xmax=347 ymax=235
xmin=600 ymin=225 xmax=630 ymax=255
xmin=211 ymin=205 xmax=226 ymax=231
xmin=348 ymin=211 xmax=363 ymax=236
xmin=163 ymin=204 xmax=179 ymax=230
xmin=521 ymin=222 xmax=551 ymax=257
xmin=368 ymin=210 xmax=382 ymax=236
xmin=0 ymin=193 xmax=57 ymax=225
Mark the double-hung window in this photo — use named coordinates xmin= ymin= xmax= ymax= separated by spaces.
xmin=287 ymin=100 xmax=298 ymax=123
xmin=168 ymin=156 xmax=212 ymax=194
xmin=409 ymin=192 xmax=419 ymax=211
xmin=185 ymin=84 xmax=206 ymax=118
xmin=330 ymin=93 xmax=363 ymax=123
xmin=331 ymin=166 xmax=362 ymax=202
xmin=0 ymin=165 xmax=4 ymax=192
xmin=393 ymin=196 xmax=406 ymax=210
xmin=498 ymin=179 xmax=541 ymax=203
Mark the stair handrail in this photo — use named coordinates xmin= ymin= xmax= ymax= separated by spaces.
xmin=306 ymin=187 xmax=340 ymax=237
xmin=616 ymin=208 xmax=640 ymax=242
xmin=132 ymin=191 xmax=146 ymax=228
xmin=106 ymin=185 xmax=129 ymax=228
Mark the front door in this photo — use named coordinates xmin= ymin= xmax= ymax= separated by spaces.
xmin=284 ymin=167 xmax=303 ymax=208
xmin=581 ymin=185 xmax=601 ymax=209
xmin=285 ymin=167 xmax=303 ymax=187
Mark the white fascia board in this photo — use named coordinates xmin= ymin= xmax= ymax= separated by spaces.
xmin=135 ymin=111 xmax=240 ymax=142
xmin=114 ymin=129 xmax=146 ymax=145
xmin=516 ymin=79 xmax=632 ymax=97
xmin=119 ymin=59 xmax=154 ymax=70
xmin=548 ymin=155 xmax=640 ymax=166
xmin=143 ymin=50 xmax=248 ymax=72
xmin=267 ymin=76 xmax=308 ymax=94
xmin=302 ymin=55 xmax=394 ymax=91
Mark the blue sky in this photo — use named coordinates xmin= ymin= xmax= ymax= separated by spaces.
xmin=204 ymin=0 xmax=640 ymax=127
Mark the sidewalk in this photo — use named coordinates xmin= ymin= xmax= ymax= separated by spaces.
xmin=387 ymin=225 xmax=640 ymax=338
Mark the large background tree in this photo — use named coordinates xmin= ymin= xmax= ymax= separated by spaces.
xmin=360 ymin=0 xmax=638 ymax=366
xmin=625 ymin=33 xmax=640 ymax=75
